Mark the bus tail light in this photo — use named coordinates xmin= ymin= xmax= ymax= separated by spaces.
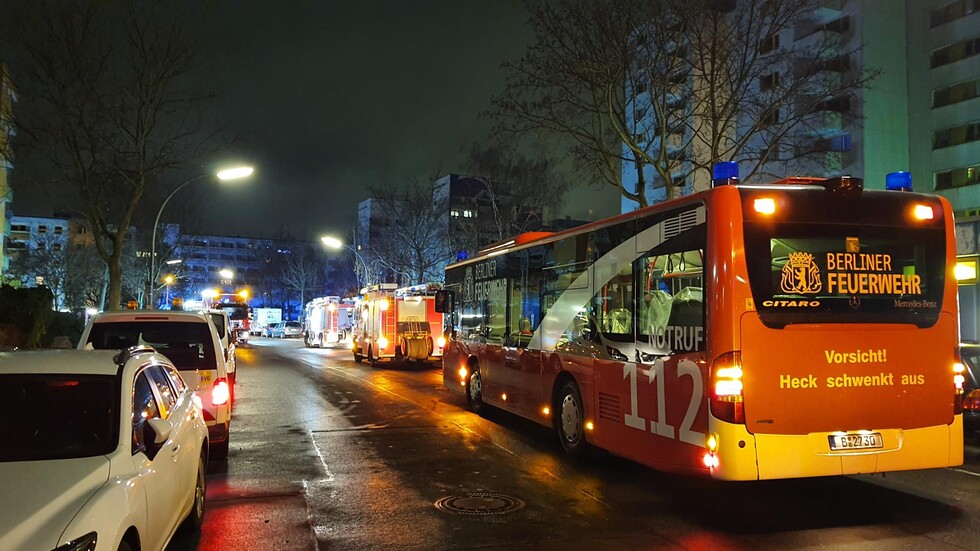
xmin=213 ymin=378 xmax=230 ymax=406
xmin=711 ymin=351 xmax=744 ymax=424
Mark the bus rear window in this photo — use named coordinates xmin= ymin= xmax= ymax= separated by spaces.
xmin=743 ymin=222 xmax=946 ymax=327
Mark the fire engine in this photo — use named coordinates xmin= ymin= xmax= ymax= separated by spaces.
xmin=209 ymin=295 xmax=251 ymax=343
xmin=351 ymin=283 xmax=446 ymax=366
xmin=303 ymin=296 xmax=356 ymax=348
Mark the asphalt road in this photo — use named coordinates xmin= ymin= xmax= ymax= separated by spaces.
xmin=168 ymin=338 xmax=980 ymax=551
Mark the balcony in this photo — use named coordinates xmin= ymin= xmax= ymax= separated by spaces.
xmin=811 ymin=0 xmax=844 ymax=23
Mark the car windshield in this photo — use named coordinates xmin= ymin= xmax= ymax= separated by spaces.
xmin=86 ymin=321 xmax=217 ymax=371
xmin=213 ymin=304 xmax=249 ymax=320
xmin=286 ymin=322 xmax=301 ymax=328
xmin=0 ymin=374 xmax=119 ymax=462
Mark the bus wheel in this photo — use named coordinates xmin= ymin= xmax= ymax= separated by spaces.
xmin=466 ymin=366 xmax=486 ymax=416
xmin=556 ymin=380 xmax=588 ymax=458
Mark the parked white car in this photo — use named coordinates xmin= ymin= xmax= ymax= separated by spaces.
xmin=79 ymin=310 xmax=233 ymax=459
xmin=205 ymin=309 xmax=238 ymax=396
xmin=0 ymin=347 xmax=208 ymax=551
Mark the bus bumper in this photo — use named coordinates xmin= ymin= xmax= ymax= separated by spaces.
xmin=709 ymin=415 xmax=964 ymax=481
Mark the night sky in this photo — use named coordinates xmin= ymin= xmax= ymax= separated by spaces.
xmin=11 ymin=1 xmax=600 ymax=240
xmin=196 ymin=0 xmax=541 ymax=240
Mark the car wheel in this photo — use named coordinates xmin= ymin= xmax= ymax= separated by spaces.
xmin=555 ymin=379 xmax=590 ymax=458
xmin=466 ymin=365 xmax=487 ymax=416
xmin=179 ymin=452 xmax=207 ymax=533
xmin=118 ymin=540 xmax=134 ymax=551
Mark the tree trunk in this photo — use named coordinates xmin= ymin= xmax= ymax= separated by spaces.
xmin=106 ymin=261 xmax=123 ymax=311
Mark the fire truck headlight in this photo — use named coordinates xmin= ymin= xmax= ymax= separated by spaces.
xmin=437 ymin=336 xmax=447 ymax=348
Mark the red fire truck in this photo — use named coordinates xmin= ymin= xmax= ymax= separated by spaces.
xmin=351 ymin=283 xmax=446 ymax=366
xmin=209 ymin=295 xmax=251 ymax=344
xmin=303 ymin=296 xmax=356 ymax=348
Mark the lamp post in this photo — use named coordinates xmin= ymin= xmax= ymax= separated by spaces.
xmin=320 ymin=235 xmax=368 ymax=290
xmin=149 ymin=166 xmax=253 ymax=308
xmin=164 ymin=275 xmax=174 ymax=306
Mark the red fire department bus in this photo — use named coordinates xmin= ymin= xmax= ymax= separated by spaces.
xmin=436 ymin=166 xmax=964 ymax=480
xmin=352 ymin=283 xmax=446 ymax=367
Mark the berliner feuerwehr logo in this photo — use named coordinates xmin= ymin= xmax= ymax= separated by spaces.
xmin=780 ymin=252 xmax=822 ymax=294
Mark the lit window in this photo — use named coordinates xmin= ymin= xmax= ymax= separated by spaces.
xmin=935 ymin=163 xmax=980 ymax=190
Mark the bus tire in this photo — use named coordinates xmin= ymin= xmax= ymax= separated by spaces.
xmin=466 ymin=365 xmax=487 ymax=416
xmin=555 ymin=380 xmax=589 ymax=458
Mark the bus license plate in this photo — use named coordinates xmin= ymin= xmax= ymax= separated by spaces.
xmin=828 ymin=433 xmax=883 ymax=450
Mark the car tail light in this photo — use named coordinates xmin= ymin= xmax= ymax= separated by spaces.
xmin=213 ymin=378 xmax=230 ymax=406
xmin=710 ymin=351 xmax=744 ymax=424
xmin=963 ymin=389 xmax=980 ymax=412
xmin=954 ymin=348 xmax=968 ymax=414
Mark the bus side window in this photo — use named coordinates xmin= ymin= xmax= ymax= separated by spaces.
xmin=595 ymin=263 xmax=634 ymax=339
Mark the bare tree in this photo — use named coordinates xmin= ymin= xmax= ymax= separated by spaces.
xmin=367 ymin=179 xmax=451 ymax=285
xmin=491 ymin=0 xmax=876 ymax=207
xmin=280 ymin=244 xmax=324 ymax=315
xmin=464 ymin=143 xmax=572 ymax=236
xmin=8 ymin=231 xmax=105 ymax=310
xmin=5 ymin=0 xmax=220 ymax=309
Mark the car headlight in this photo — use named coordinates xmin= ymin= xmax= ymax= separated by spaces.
xmin=53 ymin=532 xmax=98 ymax=551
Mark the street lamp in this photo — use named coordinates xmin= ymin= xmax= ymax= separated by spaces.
xmin=321 ymin=235 xmax=368 ymax=289
xmin=149 ymin=166 xmax=253 ymax=308
xmin=164 ymin=275 xmax=174 ymax=306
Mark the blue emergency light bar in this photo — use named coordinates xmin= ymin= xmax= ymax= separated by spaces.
xmin=886 ymin=171 xmax=912 ymax=192
xmin=711 ymin=161 xmax=740 ymax=187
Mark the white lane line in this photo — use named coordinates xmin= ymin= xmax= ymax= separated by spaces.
xmin=309 ymin=430 xmax=335 ymax=482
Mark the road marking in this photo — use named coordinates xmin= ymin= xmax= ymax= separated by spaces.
xmin=309 ymin=431 xmax=335 ymax=482
xmin=950 ymin=467 xmax=980 ymax=477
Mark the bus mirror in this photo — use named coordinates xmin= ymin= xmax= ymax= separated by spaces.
xmin=434 ymin=290 xmax=454 ymax=313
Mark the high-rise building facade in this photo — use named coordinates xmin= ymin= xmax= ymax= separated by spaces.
xmin=910 ymin=0 xmax=980 ymax=337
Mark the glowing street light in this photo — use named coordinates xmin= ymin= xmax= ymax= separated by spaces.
xmin=164 ymin=275 xmax=175 ymax=306
xmin=321 ymin=235 xmax=368 ymax=288
xmin=217 ymin=166 xmax=254 ymax=180
xmin=149 ymin=165 xmax=254 ymax=308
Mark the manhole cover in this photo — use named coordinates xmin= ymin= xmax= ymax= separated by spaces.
xmin=434 ymin=492 xmax=525 ymax=516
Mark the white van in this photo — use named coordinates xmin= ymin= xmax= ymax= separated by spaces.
xmin=79 ymin=310 xmax=233 ymax=459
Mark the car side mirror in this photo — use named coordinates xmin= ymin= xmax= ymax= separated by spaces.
xmin=146 ymin=418 xmax=173 ymax=445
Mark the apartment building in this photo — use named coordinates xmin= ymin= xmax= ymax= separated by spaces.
xmin=911 ymin=0 xmax=980 ymax=337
